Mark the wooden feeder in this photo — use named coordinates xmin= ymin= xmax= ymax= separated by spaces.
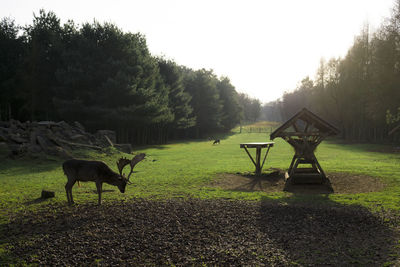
xmin=270 ymin=108 xmax=339 ymax=184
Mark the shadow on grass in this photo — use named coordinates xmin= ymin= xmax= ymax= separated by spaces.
xmin=90 ymin=189 xmax=115 ymax=194
xmin=0 ymin=158 xmax=61 ymax=176
xmin=283 ymin=178 xmax=334 ymax=194
xmin=221 ymin=170 xmax=336 ymax=194
xmin=23 ymin=197 xmax=57 ymax=205
xmin=258 ymin=195 xmax=398 ymax=265
xmin=233 ymin=171 xmax=283 ymax=192
xmin=324 ymin=138 xmax=400 ymax=155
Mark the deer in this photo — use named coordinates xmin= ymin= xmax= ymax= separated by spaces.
xmin=213 ymin=139 xmax=220 ymax=145
xmin=62 ymin=153 xmax=145 ymax=205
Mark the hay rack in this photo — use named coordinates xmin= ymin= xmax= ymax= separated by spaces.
xmin=270 ymin=108 xmax=339 ymax=184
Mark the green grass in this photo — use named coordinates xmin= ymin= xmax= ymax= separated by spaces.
xmin=1 ymin=127 xmax=400 ymax=224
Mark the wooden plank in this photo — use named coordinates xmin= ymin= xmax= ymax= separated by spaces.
xmin=243 ymin=146 xmax=257 ymax=167
xmin=260 ymin=145 xmax=272 ymax=170
xmin=240 ymin=142 xmax=274 ymax=148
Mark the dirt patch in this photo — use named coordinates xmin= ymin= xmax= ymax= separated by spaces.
xmin=210 ymin=170 xmax=386 ymax=194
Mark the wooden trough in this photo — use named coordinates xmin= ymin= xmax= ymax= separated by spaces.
xmin=270 ymin=108 xmax=339 ymax=184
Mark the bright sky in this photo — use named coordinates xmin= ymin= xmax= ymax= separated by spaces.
xmin=1 ymin=0 xmax=395 ymax=103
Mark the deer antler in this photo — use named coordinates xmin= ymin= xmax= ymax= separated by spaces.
xmin=116 ymin=157 xmax=131 ymax=178
xmin=116 ymin=153 xmax=146 ymax=183
xmin=126 ymin=153 xmax=146 ymax=181
xmin=130 ymin=153 xmax=146 ymax=169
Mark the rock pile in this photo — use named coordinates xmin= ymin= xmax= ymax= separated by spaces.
xmin=0 ymin=120 xmax=131 ymax=158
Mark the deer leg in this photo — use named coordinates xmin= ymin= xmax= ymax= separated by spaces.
xmin=65 ymin=179 xmax=76 ymax=205
xmin=65 ymin=183 xmax=70 ymax=204
xmin=96 ymin=181 xmax=103 ymax=205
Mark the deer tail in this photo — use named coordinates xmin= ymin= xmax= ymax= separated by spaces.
xmin=77 ymin=181 xmax=81 ymax=187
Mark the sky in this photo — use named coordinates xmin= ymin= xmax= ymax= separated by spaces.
xmin=1 ymin=0 xmax=395 ymax=103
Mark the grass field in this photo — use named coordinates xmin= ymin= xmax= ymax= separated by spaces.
xmin=1 ymin=125 xmax=400 ymax=220
xmin=1 ymin=123 xmax=400 ymax=265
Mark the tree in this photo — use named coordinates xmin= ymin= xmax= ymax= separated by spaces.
xmin=184 ymin=68 xmax=223 ymax=137
xmin=0 ymin=18 xmax=24 ymax=120
xmin=238 ymin=93 xmax=261 ymax=122
xmin=281 ymin=77 xmax=314 ymax=120
xmin=157 ymin=58 xmax=195 ymax=138
xmin=217 ymin=77 xmax=243 ymax=130
xmin=20 ymin=10 xmax=64 ymax=120
xmin=53 ymin=21 xmax=173 ymax=144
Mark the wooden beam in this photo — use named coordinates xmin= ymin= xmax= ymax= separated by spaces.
xmin=260 ymin=145 xmax=272 ymax=170
xmin=276 ymin=132 xmax=321 ymax=137
xmin=292 ymin=122 xmax=299 ymax=132
xmin=243 ymin=146 xmax=257 ymax=167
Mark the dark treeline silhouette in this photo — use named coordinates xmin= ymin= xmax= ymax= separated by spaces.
xmin=267 ymin=1 xmax=400 ymax=143
xmin=0 ymin=10 xmax=261 ymax=145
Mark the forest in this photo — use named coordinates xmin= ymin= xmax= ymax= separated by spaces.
xmin=0 ymin=10 xmax=261 ymax=145
xmin=269 ymin=1 xmax=400 ymax=142
xmin=2 ymin=3 xmax=400 ymax=145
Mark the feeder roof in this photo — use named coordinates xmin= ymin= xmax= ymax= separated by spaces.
xmin=270 ymin=108 xmax=339 ymax=140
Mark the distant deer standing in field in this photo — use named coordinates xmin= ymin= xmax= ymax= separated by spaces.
xmin=62 ymin=153 xmax=145 ymax=205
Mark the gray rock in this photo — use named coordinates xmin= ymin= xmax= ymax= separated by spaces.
xmin=36 ymin=135 xmax=51 ymax=151
xmin=8 ymin=143 xmax=27 ymax=155
xmin=56 ymin=121 xmax=71 ymax=129
xmin=0 ymin=120 xmax=127 ymax=157
xmin=74 ymin=121 xmax=85 ymax=131
xmin=27 ymin=144 xmax=42 ymax=154
xmin=10 ymin=134 xmax=27 ymax=144
xmin=0 ymin=132 xmax=8 ymax=142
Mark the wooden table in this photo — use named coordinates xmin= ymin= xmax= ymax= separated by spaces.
xmin=240 ymin=142 xmax=274 ymax=175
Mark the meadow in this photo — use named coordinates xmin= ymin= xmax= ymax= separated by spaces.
xmin=1 ymin=124 xmax=400 ymax=265
xmin=1 ymin=125 xmax=400 ymax=219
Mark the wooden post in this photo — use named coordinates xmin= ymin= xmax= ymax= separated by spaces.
xmin=288 ymin=155 xmax=297 ymax=173
xmin=240 ymin=143 xmax=274 ymax=176
xmin=255 ymin=147 xmax=261 ymax=175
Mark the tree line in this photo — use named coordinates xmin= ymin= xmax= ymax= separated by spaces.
xmin=0 ymin=10 xmax=261 ymax=144
xmin=269 ymin=1 xmax=400 ymax=142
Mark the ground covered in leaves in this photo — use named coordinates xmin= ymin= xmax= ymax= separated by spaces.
xmin=2 ymin=199 xmax=399 ymax=266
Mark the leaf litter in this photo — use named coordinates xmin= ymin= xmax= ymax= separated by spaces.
xmin=1 ymin=199 xmax=399 ymax=266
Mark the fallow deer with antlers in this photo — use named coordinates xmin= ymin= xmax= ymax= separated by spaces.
xmin=62 ymin=153 xmax=145 ymax=205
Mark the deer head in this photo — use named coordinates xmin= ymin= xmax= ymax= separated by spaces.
xmin=117 ymin=153 xmax=146 ymax=184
